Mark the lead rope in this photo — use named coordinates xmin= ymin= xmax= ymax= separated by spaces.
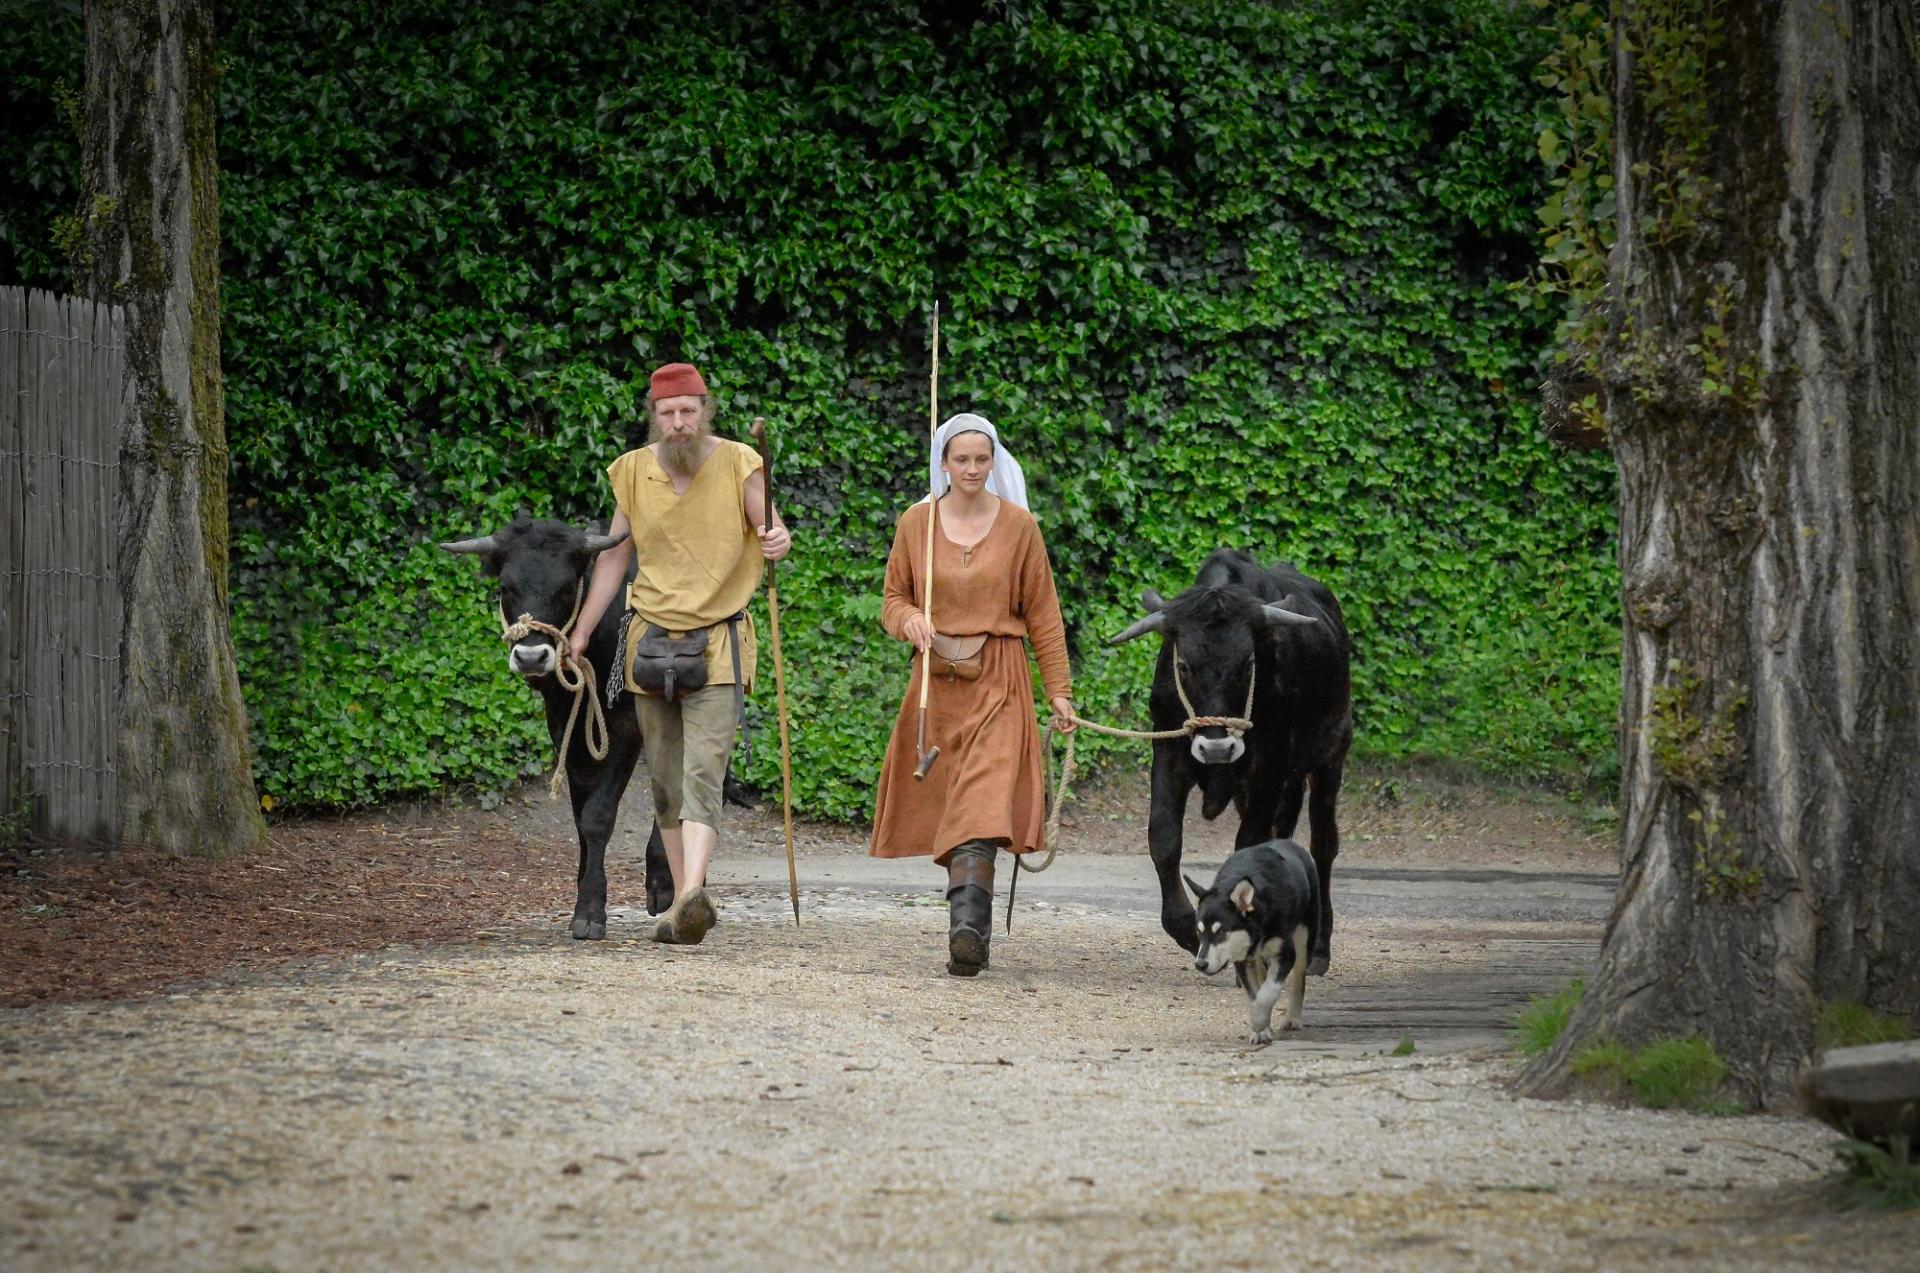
xmin=499 ymin=577 xmax=610 ymax=798
xmin=1011 ymin=643 xmax=1256 ymax=914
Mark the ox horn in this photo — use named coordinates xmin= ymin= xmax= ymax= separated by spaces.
xmin=440 ymin=534 xmax=500 ymax=555
xmin=1263 ymin=596 xmax=1319 ymax=627
xmin=582 ymin=529 xmax=630 ymax=556
xmin=1141 ymin=587 xmax=1166 ymax=612
xmin=1109 ymin=609 xmax=1168 ymax=645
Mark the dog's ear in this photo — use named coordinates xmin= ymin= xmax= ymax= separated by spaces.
xmin=1183 ymin=873 xmax=1209 ymax=903
xmin=1230 ymin=879 xmax=1256 ymax=915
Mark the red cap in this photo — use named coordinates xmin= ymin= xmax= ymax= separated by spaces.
xmin=649 ymin=362 xmax=708 ymax=399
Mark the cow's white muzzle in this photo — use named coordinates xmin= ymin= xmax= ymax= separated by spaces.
xmin=1190 ymin=734 xmax=1245 ymax=766
xmin=509 ymin=641 xmax=558 ymax=678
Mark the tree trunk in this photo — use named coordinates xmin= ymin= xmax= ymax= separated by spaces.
xmin=1524 ymin=0 xmax=1920 ymax=1108
xmin=80 ymin=0 xmax=261 ymax=855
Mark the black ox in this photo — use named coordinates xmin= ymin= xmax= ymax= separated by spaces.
xmin=443 ymin=516 xmax=672 ymax=938
xmin=1111 ymin=549 xmax=1352 ymax=972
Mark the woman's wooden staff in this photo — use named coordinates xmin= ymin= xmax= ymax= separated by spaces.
xmin=913 ymin=303 xmax=942 ymax=781
xmin=748 ymin=416 xmax=801 ymax=926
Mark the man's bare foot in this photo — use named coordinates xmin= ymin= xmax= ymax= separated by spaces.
xmin=654 ymin=887 xmax=717 ymax=945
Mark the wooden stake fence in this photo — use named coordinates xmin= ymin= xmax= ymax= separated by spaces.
xmin=0 ymin=286 xmax=123 ymax=845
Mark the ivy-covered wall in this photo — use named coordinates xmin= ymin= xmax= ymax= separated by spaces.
xmin=1 ymin=0 xmax=1620 ymax=821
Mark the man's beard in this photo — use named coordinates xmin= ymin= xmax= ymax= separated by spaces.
xmin=650 ymin=421 xmax=709 ymax=478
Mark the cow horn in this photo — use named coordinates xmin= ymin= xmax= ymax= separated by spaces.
xmin=1263 ymin=599 xmax=1319 ymax=627
xmin=1109 ymin=610 xmax=1168 ymax=645
xmin=1141 ymin=588 xmax=1166 ymax=612
xmin=582 ymin=530 xmax=630 ymax=556
xmin=440 ymin=534 xmax=500 ymax=556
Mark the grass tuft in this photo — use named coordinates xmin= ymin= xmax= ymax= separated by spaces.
xmin=1831 ymin=1136 xmax=1920 ymax=1212
xmin=1391 ymin=1035 xmax=1416 ymax=1057
xmin=1624 ymin=1035 xmax=1728 ymax=1109
xmin=1570 ymin=1039 xmax=1630 ymax=1081
xmin=1817 ymin=1001 xmax=1915 ymax=1052
xmin=1570 ymin=1034 xmax=1737 ymax=1112
xmin=1512 ymin=979 xmax=1584 ymax=1056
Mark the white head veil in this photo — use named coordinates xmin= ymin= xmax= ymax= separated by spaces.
xmin=926 ymin=412 xmax=1028 ymax=510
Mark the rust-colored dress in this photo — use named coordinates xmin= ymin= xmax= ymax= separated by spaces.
xmin=870 ymin=500 xmax=1072 ymax=859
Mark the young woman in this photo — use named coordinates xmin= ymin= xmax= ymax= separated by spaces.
xmin=869 ymin=413 xmax=1074 ymax=976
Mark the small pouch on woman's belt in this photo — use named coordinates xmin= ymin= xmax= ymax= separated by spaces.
xmin=628 ymin=624 xmax=710 ymax=700
xmin=930 ymin=633 xmax=989 ymax=682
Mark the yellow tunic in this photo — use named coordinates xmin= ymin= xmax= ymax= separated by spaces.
xmin=606 ymin=439 xmax=763 ymax=692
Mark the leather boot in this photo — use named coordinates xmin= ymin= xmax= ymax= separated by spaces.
xmin=945 ymin=841 xmax=996 ymax=976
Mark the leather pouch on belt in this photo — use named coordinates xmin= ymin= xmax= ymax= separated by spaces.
xmin=930 ymin=633 xmax=988 ymax=682
xmin=628 ymin=624 xmax=710 ymax=700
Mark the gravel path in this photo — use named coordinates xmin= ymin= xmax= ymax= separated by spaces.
xmin=2 ymin=788 xmax=1911 ymax=1270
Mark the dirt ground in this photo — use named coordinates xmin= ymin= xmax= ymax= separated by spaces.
xmin=2 ymin=767 xmax=1912 ymax=1271
xmin=1 ymin=810 xmax=572 ymax=1007
xmin=1 ymin=764 xmax=1609 ymax=1008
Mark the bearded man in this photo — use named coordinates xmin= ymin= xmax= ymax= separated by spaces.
xmin=571 ymin=362 xmax=792 ymax=943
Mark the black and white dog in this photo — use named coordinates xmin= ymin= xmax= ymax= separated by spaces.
xmin=1186 ymin=840 xmax=1323 ymax=1044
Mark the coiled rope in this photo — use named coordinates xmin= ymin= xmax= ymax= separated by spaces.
xmin=499 ymin=577 xmax=610 ymax=798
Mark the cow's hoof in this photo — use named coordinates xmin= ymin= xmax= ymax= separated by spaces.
xmin=586 ymin=922 xmax=606 ymax=941
xmin=1308 ymin=954 xmax=1329 ymax=976
xmin=1249 ymin=1028 xmax=1274 ymax=1045
xmin=570 ymin=916 xmax=591 ymax=940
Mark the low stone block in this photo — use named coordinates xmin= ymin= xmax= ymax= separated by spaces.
xmin=1801 ymin=1040 xmax=1920 ymax=1144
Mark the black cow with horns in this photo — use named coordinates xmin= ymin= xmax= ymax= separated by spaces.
xmin=442 ymin=515 xmax=673 ymax=938
xmin=1110 ymin=549 xmax=1352 ymax=972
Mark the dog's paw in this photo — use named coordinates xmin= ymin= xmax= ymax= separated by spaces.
xmin=1248 ymin=1028 xmax=1274 ymax=1046
xmin=1274 ymin=1014 xmax=1301 ymax=1033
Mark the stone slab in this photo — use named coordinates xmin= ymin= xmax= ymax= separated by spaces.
xmin=1801 ymin=1039 xmax=1920 ymax=1142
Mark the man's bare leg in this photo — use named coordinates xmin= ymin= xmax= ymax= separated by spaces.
xmin=676 ymin=821 xmax=716 ymax=899
xmin=655 ymin=821 xmax=718 ymax=944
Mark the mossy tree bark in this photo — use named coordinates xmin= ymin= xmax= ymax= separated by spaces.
xmin=80 ymin=0 xmax=261 ymax=855
xmin=1524 ymin=0 xmax=1920 ymax=1107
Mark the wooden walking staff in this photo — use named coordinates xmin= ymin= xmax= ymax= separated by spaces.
xmin=748 ymin=416 xmax=801 ymax=926
xmin=912 ymin=302 xmax=943 ymax=781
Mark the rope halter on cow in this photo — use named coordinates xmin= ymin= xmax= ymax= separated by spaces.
xmin=500 ymin=576 xmax=610 ymax=798
xmin=1059 ymin=641 xmax=1256 ymax=745
xmin=1169 ymin=642 xmax=1258 ymax=738
xmin=1023 ymin=642 xmax=1258 ymax=884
